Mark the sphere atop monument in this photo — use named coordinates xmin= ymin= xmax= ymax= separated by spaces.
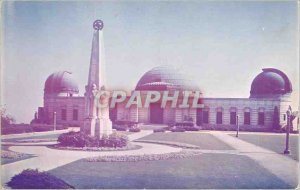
xmin=93 ymin=20 xmax=104 ymax=30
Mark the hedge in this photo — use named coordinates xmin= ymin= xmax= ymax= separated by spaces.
xmin=57 ymin=131 xmax=128 ymax=148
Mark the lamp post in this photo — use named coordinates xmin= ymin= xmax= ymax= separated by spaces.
xmin=284 ymin=106 xmax=292 ymax=154
xmin=53 ymin=112 xmax=57 ymax=131
xmin=236 ymin=115 xmax=239 ymax=137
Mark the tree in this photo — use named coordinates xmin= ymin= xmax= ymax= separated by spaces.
xmin=0 ymin=106 xmax=16 ymax=128
xmin=272 ymin=106 xmax=280 ymax=130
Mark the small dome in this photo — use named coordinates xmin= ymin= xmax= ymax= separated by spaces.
xmin=44 ymin=71 xmax=79 ymax=95
xmin=135 ymin=66 xmax=200 ymax=91
xmin=250 ymin=68 xmax=292 ymax=98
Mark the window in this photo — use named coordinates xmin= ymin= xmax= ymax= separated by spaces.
xmin=258 ymin=112 xmax=264 ymax=125
xmin=244 ymin=112 xmax=250 ymax=125
xmin=283 ymin=114 xmax=286 ymax=121
xmin=203 ymin=111 xmax=209 ymax=124
xmin=61 ymin=109 xmax=67 ymax=121
xmin=230 ymin=112 xmax=237 ymax=125
xmin=216 ymin=112 xmax=222 ymax=124
xmin=196 ymin=109 xmax=203 ymax=126
xmin=73 ymin=109 xmax=78 ymax=121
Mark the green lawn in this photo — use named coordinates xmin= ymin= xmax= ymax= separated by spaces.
xmin=229 ymin=133 xmax=299 ymax=161
xmin=49 ymin=153 xmax=291 ymax=189
xmin=137 ymin=132 xmax=234 ymax=150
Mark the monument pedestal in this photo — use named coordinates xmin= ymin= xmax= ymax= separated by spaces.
xmin=83 ymin=116 xmax=112 ymax=138
xmin=82 ymin=117 xmax=95 ymax=135
xmin=98 ymin=117 xmax=113 ymax=137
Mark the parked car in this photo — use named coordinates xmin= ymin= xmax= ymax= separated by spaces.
xmin=153 ymin=128 xmax=166 ymax=133
xmin=184 ymin=126 xmax=199 ymax=131
xmin=170 ymin=127 xmax=186 ymax=132
xmin=129 ymin=127 xmax=141 ymax=132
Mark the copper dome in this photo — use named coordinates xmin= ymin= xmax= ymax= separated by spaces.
xmin=135 ymin=66 xmax=200 ymax=91
xmin=250 ymin=68 xmax=292 ymax=98
xmin=44 ymin=71 xmax=79 ymax=95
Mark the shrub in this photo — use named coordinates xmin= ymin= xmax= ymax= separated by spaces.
xmin=6 ymin=169 xmax=74 ymax=189
xmin=57 ymin=131 xmax=89 ymax=147
xmin=175 ymin=122 xmax=194 ymax=127
xmin=201 ymin=126 xmax=214 ymax=130
xmin=114 ymin=120 xmax=138 ymax=127
xmin=106 ymin=133 xmax=129 ymax=148
xmin=57 ymin=131 xmax=129 ymax=148
xmin=168 ymin=122 xmax=176 ymax=128
xmin=272 ymin=129 xmax=285 ymax=133
xmin=227 ymin=126 xmax=238 ymax=131
xmin=184 ymin=126 xmax=199 ymax=131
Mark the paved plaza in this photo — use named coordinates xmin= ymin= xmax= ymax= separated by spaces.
xmin=1 ymin=128 xmax=299 ymax=189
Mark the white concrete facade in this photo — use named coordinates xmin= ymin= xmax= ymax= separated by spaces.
xmin=114 ymin=94 xmax=297 ymax=130
xmin=38 ymin=91 xmax=298 ymax=131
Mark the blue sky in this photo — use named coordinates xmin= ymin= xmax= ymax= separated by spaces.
xmin=2 ymin=1 xmax=299 ymax=123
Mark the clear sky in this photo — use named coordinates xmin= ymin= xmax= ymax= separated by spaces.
xmin=2 ymin=1 xmax=299 ymax=123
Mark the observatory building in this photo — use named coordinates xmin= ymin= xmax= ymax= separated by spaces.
xmin=32 ymin=21 xmax=298 ymax=131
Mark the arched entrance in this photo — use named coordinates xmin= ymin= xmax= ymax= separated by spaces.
xmin=150 ymin=103 xmax=164 ymax=124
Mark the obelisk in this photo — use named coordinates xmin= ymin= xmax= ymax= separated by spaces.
xmin=82 ymin=20 xmax=112 ymax=137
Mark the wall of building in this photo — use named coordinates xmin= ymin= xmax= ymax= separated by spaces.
xmin=43 ymin=96 xmax=85 ymax=126
xmin=37 ymin=93 xmax=297 ymax=131
xmin=119 ymin=96 xmax=295 ymax=129
xmin=200 ymin=98 xmax=283 ymax=129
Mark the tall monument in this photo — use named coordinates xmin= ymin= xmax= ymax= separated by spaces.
xmin=82 ymin=20 xmax=113 ymax=137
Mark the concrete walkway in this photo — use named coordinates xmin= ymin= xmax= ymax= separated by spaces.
xmin=128 ymin=130 xmax=153 ymax=141
xmin=210 ymin=131 xmax=299 ymax=187
xmin=1 ymin=130 xmax=172 ymax=187
xmin=1 ymin=127 xmax=79 ymax=140
xmin=1 ymin=142 xmax=181 ymax=187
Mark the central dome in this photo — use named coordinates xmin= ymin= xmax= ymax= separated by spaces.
xmin=44 ymin=71 xmax=79 ymax=95
xmin=135 ymin=66 xmax=200 ymax=91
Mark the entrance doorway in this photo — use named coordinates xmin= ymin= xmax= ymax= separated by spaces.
xmin=150 ymin=103 xmax=164 ymax=124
